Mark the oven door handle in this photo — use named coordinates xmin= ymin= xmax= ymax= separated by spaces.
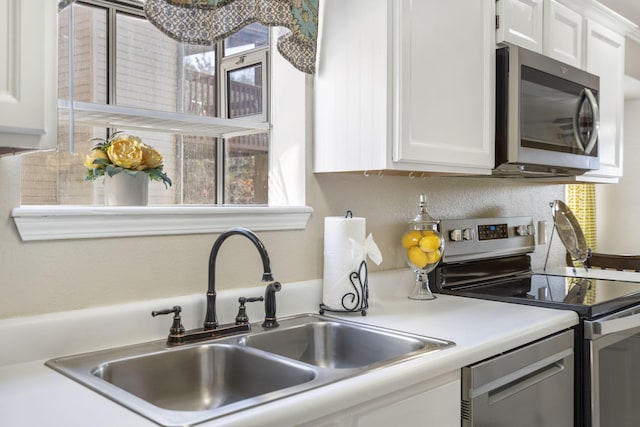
xmin=585 ymin=309 xmax=640 ymax=339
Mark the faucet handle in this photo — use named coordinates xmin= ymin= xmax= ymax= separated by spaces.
xmin=235 ymin=296 xmax=264 ymax=325
xmin=152 ymin=305 xmax=186 ymax=336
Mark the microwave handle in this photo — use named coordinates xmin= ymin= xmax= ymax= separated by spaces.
xmin=572 ymin=88 xmax=600 ymax=155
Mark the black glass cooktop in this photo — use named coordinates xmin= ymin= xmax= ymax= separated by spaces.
xmin=445 ymin=273 xmax=640 ymax=319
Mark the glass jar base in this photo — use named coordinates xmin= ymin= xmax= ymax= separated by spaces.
xmin=408 ymin=272 xmax=436 ymax=300
xmin=408 ymin=284 xmax=436 ymax=300
xmin=408 ymin=292 xmax=436 ymax=300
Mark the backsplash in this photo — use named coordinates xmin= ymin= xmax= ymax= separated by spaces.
xmin=311 ymin=174 xmax=565 ymax=273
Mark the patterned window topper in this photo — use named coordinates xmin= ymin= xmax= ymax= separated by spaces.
xmin=144 ymin=0 xmax=319 ymax=74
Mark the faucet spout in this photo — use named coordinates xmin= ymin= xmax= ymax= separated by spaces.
xmin=205 ymin=227 xmax=273 ymax=330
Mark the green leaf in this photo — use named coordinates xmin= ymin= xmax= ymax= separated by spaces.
xmin=147 ymin=167 xmax=172 ymax=188
xmin=92 ymin=158 xmax=110 ymax=167
xmin=106 ymin=165 xmax=124 ymax=177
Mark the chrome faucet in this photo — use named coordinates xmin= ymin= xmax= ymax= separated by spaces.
xmin=205 ymin=227 xmax=275 ymax=330
xmin=153 ymin=227 xmax=281 ymax=346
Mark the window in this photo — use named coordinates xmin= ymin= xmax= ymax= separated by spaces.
xmin=20 ymin=0 xmax=270 ymax=206
xmin=12 ymin=0 xmax=310 ymax=241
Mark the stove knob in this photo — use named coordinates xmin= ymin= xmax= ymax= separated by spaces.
xmin=462 ymin=228 xmax=475 ymax=241
xmin=449 ymin=229 xmax=462 ymax=242
xmin=516 ymin=225 xmax=528 ymax=236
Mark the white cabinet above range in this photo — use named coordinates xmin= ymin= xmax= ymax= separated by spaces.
xmin=496 ymin=0 xmax=544 ymax=53
xmin=544 ymin=0 xmax=583 ymax=67
xmin=314 ymin=0 xmax=495 ymax=176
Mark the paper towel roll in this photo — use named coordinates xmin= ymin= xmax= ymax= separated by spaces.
xmin=322 ymin=216 xmax=366 ymax=310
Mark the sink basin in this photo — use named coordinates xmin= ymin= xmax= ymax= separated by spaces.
xmin=46 ymin=313 xmax=454 ymax=426
xmin=93 ymin=344 xmax=315 ymax=411
xmin=239 ymin=320 xmax=430 ymax=369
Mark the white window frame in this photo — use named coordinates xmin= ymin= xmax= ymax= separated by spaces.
xmin=11 ymin=11 xmax=310 ymax=241
xmin=221 ymin=49 xmax=269 ymax=123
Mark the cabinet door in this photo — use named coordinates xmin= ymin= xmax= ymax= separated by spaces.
xmin=0 ymin=0 xmax=57 ymax=154
xmin=392 ymin=0 xmax=494 ymax=174
xmin=313 ymin=0 xmax=389 ymax=173
xmin=353 ymin=377 xmax=460 ymax=427
xmin=496 ymin=0 xmax=543 ymax=52
xmin=544 ymin=0 xmax=582 ymax=68
xmin=584 ymin=19 xmax=624 ymax=180
xmin=300 ymin=372 xmax=461 ymax=427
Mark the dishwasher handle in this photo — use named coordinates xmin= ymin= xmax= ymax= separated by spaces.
xmin=488 ymin=359 xmax=565 ymax=405
xmin=469 ymin=348 xmax=573 ymax=401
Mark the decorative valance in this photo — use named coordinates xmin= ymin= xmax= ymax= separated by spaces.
xmin=144 ymin=0 xmax=319 ymax=74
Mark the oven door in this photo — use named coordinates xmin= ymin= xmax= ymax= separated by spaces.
xmin=585 ymin=306 xmax=640 ymax=427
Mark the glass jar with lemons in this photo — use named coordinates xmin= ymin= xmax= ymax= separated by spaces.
xmin=401 ymin=194 xmax=444 ymax=300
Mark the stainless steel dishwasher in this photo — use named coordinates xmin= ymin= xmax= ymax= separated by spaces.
xmin=461 ymin=329 xmax=574 ymax=427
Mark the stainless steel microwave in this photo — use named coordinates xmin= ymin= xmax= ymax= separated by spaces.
xmin=494 ymin=44 xmax=600 ymax=177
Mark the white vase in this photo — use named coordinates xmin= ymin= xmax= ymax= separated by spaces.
xmin=104 ymin=172 xmax=149 ymax=206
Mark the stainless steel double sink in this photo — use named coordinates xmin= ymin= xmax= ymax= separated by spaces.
xmin=46 ymin=313 xmax=454 ymax=426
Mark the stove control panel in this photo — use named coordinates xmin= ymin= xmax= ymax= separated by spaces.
xmin=439 ymin=217 xmax=535 ymax=263
xmin=477 ymin=223 xmax=509 ymax=240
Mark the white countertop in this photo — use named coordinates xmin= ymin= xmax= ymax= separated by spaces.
xmin=0 ymin=270 xmax=578 ymax=427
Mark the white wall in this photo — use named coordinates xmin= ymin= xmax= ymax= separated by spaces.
xmin=597 ymin=96 xmax=640 ymax=253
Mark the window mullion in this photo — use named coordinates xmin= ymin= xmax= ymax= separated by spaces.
xmin=176 ymin=43 xmax=185 ymax=204
xmin=107 ymin=5 xmax=116 ymax=107
xmin=216 ymin=138 xmax=225 ymax=204
xmin=216 ymin=41 xmax=225 ymax=205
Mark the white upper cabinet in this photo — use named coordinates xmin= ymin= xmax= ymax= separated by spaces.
xmin=314 ymin=0 xmax=495 ymax=175
xmin=0 ymin=0 xmax=57 ymax=155
xmin=544 ymin=0 xmax=583 ymax=67
xmin=583 ymin=19 xmax=625 ymax=180
xmin=496 ymin=0 xmax=544 ymax=52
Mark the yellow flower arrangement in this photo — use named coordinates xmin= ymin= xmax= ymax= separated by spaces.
xmin=84 ymin=132 xmax=172 ymax=188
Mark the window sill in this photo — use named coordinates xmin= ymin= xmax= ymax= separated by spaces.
xmin=11 ymin=205 xmax=313 ymax=241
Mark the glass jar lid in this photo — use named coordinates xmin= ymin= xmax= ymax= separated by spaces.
xmin=410 ymin=194 xmax=439 ymax=227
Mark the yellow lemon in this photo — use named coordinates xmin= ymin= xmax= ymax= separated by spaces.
xmin=407 ymin=246 xmax=429 ymax=268
xmin=402 ymin=230 xmax=422 ymax=248
xmin=426 ymin=249 xmax=441 ymax=264
xmin=419 ymin=232 xmax=441 ymax=252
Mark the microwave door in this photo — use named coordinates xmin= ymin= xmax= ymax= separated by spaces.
xmin=572 ymin=88 xmax=600 ymax=155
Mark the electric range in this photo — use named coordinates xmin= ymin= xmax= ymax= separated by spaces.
xmin=430 ymin=217 xmax=640 ymax=427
